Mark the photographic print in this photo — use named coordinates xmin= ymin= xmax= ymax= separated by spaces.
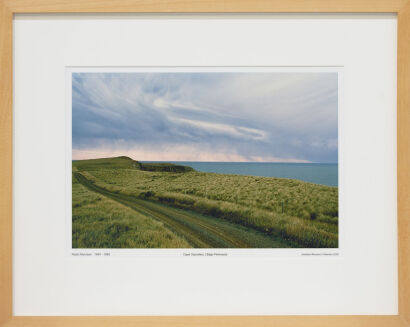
xmin=71 ymin=69 xmax=338 ymax=249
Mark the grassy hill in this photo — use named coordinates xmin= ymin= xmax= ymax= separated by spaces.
xmin=73 ymin=156 xmax=194 ymax=172
xmin=73 ymin=156 xmax=338 ymax=248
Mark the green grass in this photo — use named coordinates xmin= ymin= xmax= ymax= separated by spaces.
xmin=72 ymin=171 xmax=191 ymax=248
xmin=73 ymin=156 xmax=338 ymax=248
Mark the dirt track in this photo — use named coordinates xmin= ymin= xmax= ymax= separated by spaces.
xmin=75 ymin=172 xmax=292 ymax=248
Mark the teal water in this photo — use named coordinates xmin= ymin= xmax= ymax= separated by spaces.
xmin=143 ymin=162 xmax=338 ymax=187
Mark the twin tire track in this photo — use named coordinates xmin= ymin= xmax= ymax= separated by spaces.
xmin=75 ymin=172 xmax=251 ymax=248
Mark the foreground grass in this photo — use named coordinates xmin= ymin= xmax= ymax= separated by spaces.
xmin=72 ymin=172 xmax=190 ymax=248
xmin=73 ymin=157 xmax=338 ymax=248
xmin=76 ymin=172 xmax=296 ymax=248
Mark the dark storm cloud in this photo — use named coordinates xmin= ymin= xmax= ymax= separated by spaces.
xmin=72 ymin=72 xmax=338 ymax=162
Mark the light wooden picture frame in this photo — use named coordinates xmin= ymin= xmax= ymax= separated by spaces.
xmin=0 ymin=1 xmax=409 ymax=326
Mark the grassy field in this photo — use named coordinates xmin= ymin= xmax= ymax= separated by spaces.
xmin=73 ymin=156 xmax=338 ymax=248
xmin=72 ymin=171 xmax=190 ymax=248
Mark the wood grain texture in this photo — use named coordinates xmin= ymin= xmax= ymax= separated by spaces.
xmin=0 ymin=0 xmax=13 ymax=325
xmin=0 ymin=0 xmax=409 ymax=326
xmin=3 ymin=0 xmax=409 ymax=13
xmin=398 ymin=1 xmax=410 ymax=325
xmin=1 ymin=315 xmax=409 ymax=327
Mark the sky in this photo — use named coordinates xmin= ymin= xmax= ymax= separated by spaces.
xmin=72 ymin=72 xmax=338 ymax=163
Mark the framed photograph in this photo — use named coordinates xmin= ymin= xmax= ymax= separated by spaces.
xmin=69 ymin=67 xmax=340 ymax=254
xmin=1 ymin=1 xmax=409 ymax=326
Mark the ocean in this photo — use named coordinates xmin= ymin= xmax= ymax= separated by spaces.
xmin=142 ymin=162 xmax=338 ymax=187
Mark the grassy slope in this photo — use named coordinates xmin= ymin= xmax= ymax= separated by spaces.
xmin=73 ymin=156 xmax=338 ymax=248
xmin=72 ymin=170 xmax=191 ymax=248
xmin=75 ymin=172 xmax=295 ymax=248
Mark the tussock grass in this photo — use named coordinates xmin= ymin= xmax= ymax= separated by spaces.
xmin=72 ymin=173 xmax=191 ymax=248
xmin=74 ymin=157 xmax=338 ymax=248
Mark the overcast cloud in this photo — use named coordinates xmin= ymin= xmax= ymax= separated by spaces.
xmin=72 ymin=72 xmax=338 ymax=163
